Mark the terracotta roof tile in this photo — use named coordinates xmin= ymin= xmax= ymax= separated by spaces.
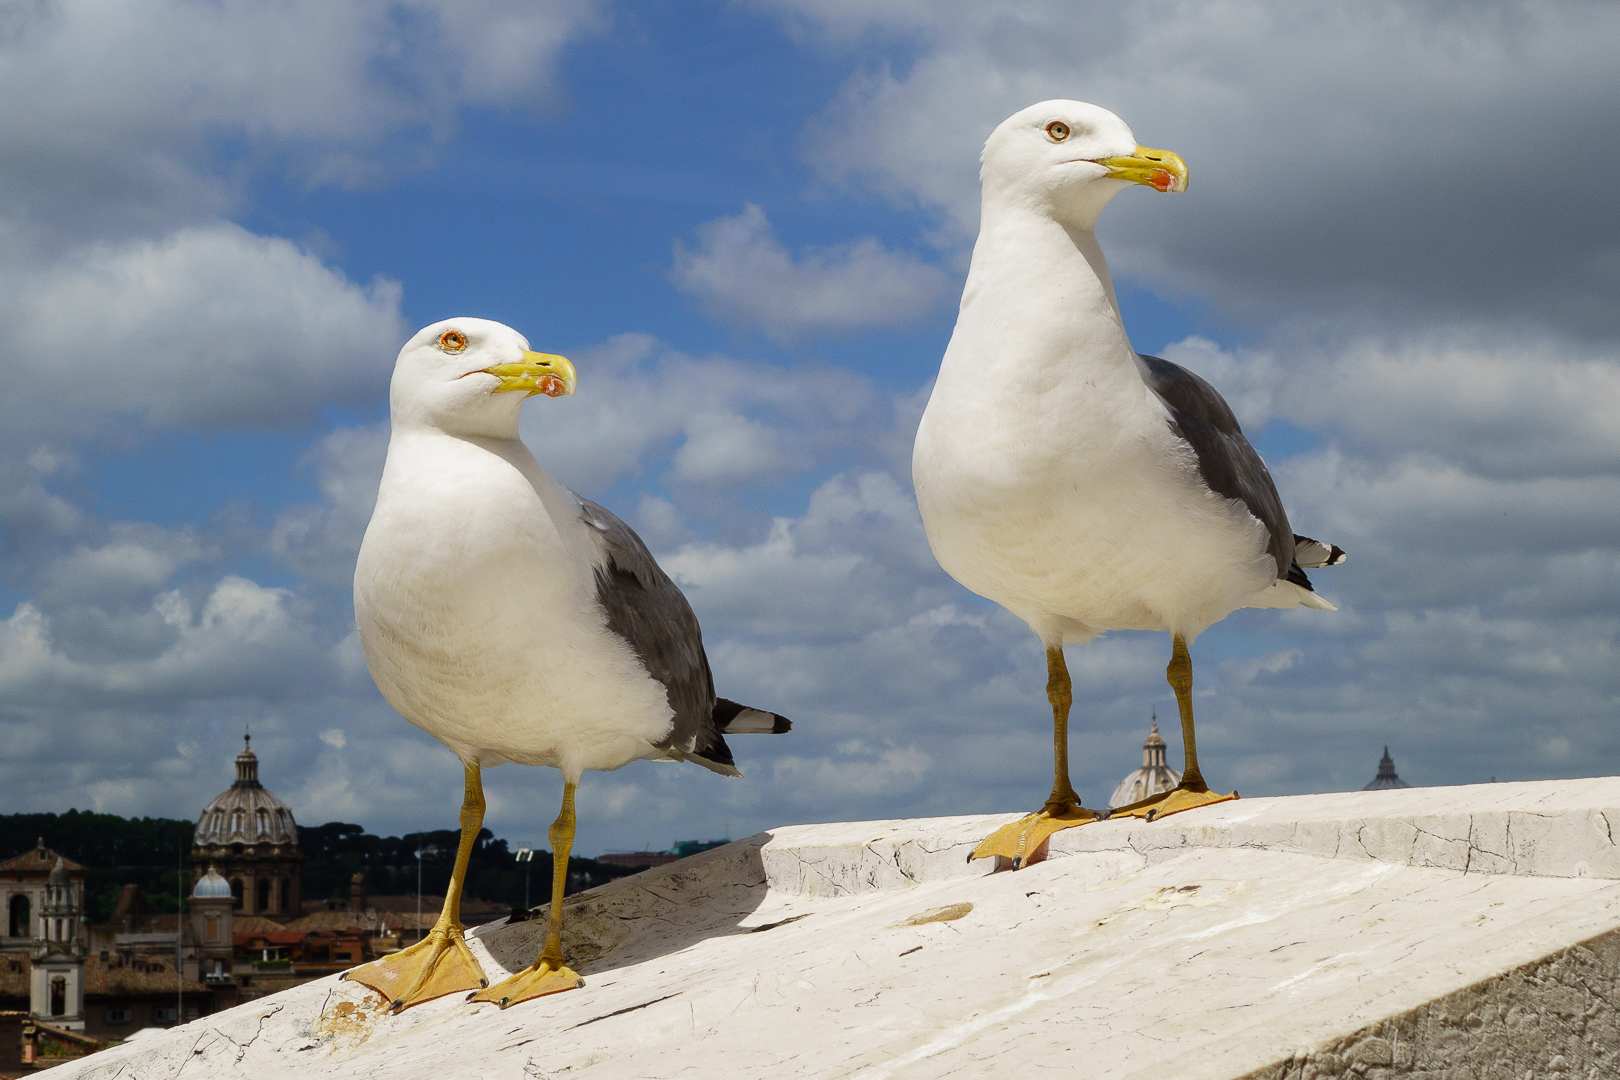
xmin=86 ymin=964 xmax=208 ymax=996
xmin=0 ymin=845 xmax=86 ymax=874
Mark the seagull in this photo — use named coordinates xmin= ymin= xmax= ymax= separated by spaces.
xmin=344 ymin=318 xmax=790 ymax=1011
xmin=912 ymin=101 xmax=1344 ymax=867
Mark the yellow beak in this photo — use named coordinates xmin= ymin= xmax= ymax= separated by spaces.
xmin=1093 ymin=145 xmax=1188 ymax=193
xmin=481 ymin=351 xmax=578 ymax=398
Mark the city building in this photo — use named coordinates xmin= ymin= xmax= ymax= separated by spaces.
xmin=1108 ymin=714 xmax=1182 ymax=810
xmin=1 ymin=841 xmax=89 ymax=1039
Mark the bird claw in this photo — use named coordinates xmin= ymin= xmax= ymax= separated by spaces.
xmin=970 ymin=803 xmax=1100 ymax=869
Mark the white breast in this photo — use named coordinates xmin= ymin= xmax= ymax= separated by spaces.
xmin=354 ymin=430 xmax=673 ymax=780
xmin=912 ymin=213 xmax=1275 ymax=644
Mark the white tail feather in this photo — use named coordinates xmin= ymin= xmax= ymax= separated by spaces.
xmin=1245 ymin=579 xmax=1338 ymax=612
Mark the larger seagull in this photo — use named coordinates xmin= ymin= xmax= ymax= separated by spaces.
xmin=913 ymin=101 xmax=1344 ymax=866
xmin=344 ymin=318 xmax=790 ymax=1011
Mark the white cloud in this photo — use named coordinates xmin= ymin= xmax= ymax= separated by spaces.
xmin=2 ymin=224 xmax=405 ymax=438
xmin=670 ymin=204 xmax=952 ymax=341
xmin=671 ymin=412 xmax=793 ymax=482
xmin=1163 ymin=335 xmax=1620 ymax=480
xmin=520 ymin=333 xmax=891 ymax=494
xmin=271 ymin=423 xmax=391 ymax=588
xmin=0 ymin=0 xmax=606 ymax=235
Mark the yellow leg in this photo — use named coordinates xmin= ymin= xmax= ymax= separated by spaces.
xmin=342 ymin=763 xmax=489 ymax=1012
xmin=1111 ymin=635 xmax=1239 ymax=821
xmin=468 ymin=781 xmax=585 ymax=1008
xmin=971 ymin=647 xmax=1100 ymax=868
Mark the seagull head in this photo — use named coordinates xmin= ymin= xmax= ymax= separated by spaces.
xmin=980 ymin=99 xmax=1187 ymax=229
xmin=389 ymin=317 xmax=577 ymax=436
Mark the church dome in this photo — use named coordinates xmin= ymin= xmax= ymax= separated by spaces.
xmin=193 ymin=734 xmax=299 ymax=850
xmin=1108 ymin=714 xmax=1182 ymax=810
xmin=192 ymin=864 xmax=232 ymax=898
xmin=1363 ymin=746 xmax=1412 ymax=790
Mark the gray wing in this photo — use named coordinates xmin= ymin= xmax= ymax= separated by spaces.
xmin=1137 ymin=354 xmax=1306 ymax=587
xmin=575 ymin=496 xmax=789 ymax=776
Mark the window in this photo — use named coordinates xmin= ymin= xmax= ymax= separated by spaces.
xmin=255 ymin=878 xmax=270 ymax=913
xmin=7 ymin=894 xmax=27 ymax=937
xmin=256 ymin=809 xmax=269 ymax=836
xmin=152 ymin=1006 xmax=178 ymax=1024
xmin=205 ymin=914 xmax=219 ymax=943
xmin=105 ymin=1008 xmax=133 ymax=1025
xmin=49 ymin=976 xmax=65 ymax=1016
xmin=279 ymin=876 xmax=292 ymax=912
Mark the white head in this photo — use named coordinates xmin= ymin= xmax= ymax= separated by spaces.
xmin=388 ymin=317 xmax=576 ymax=438
xmin=981 ymin=99 xmax=1187 ymax=229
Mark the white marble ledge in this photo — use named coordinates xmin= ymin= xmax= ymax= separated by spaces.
xmin=750 ymin=776 xmax=1620 ymax=897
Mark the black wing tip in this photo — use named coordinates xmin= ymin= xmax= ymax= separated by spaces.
xmin=713 ymin=698 xmax=792 ymax=734
xmin=1292 ymin=534 xmax=1348 ymax=569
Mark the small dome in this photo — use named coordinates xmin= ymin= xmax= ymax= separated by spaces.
xmin=193 ymin=734 xmax=299 ymax=848
xmin=193 ymin=865 xmax=232 ymax=899
xmin=1363 ymin=746 xmax=1412 ymax=791
xmin=1108 ymin=714 xmax=1182 ymax=810
xmin=47 ymin=856 xmax=70 ymax=887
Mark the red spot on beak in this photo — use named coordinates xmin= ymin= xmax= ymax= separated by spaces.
xmin=1148 ymin=169 xmax=1176 ymax=193
xmin=537 ymin=375 xmax=567 ymax=397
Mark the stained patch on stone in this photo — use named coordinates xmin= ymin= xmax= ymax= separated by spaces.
xmin=894 ymin=902 xmax=973 ymax=927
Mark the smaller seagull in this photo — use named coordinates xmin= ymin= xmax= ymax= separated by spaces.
xmin=912 ymin=101 xmax=1345 ymax=867
xmin=344 ymin=318 xmax=790 ymax=1012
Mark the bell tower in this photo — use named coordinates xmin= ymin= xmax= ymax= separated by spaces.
xmin=29 ymin=857 xmax=86 ymax=1031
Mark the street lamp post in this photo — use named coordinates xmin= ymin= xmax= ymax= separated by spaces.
xmin=514 ymin=844 xmax=535 ymax=911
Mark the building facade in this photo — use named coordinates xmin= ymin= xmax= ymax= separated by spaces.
xmin=1 ymin=842 xmax=89 ymax=1034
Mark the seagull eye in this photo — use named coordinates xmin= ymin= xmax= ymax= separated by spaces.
xmin=1046 ymin=121 xmax=1070 ymax=142
xmin=438 ymin=330 xmax=468 ymax=353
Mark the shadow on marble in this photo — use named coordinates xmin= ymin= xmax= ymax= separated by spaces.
xmin=471 ymin=833 xmax=775 ymax=980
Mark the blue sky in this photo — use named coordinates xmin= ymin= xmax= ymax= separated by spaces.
xmin=2 ymin=0 xmax=1618 ymax=862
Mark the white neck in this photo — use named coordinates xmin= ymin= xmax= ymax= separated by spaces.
xmin=951 ymin=203 xmax=1135 ymax=371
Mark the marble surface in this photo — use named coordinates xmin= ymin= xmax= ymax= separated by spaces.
xmin=55 ymin=779 xmax=1620 ymax=1079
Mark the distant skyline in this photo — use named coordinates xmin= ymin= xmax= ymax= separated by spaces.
xmin=1 ymin=1 xmax=1617 ymax=858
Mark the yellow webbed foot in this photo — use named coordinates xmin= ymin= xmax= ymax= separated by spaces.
xmin=970 ymin=803 xmax=1100 ymax=869
xmin=467 ymin=957 xmax=583 ymax=1009
xmin=341 ymin=924 xmax=487 ymax=1013
xmin=1111 ymin=784 xmax=1238 ymax=822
